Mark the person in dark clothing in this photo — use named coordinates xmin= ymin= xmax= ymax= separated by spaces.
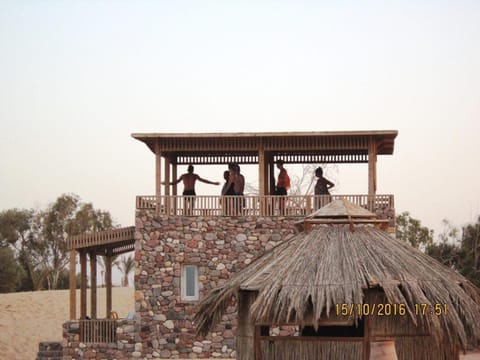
xmin=164 ymin=164 xmax=219 ymax=215
xmin=314 ymin=166 xmax=334 ymax=209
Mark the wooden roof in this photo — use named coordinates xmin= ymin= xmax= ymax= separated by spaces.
xmin=132 ymin=130 xmax=397 ymax=165
xmin=68 ymin=226 xmax=135 ymax=256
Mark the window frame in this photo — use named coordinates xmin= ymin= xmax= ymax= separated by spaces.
xmin=181 ymin=264 xmax=199 ymax=301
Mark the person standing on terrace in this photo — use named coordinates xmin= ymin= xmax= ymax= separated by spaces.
xmin=163 ymin=164 xmax=220 ymax=215
xmin=314 ymin=166 xmax=334 ymax=209
xmin=275 ymin=159 xmax=290 ymax=215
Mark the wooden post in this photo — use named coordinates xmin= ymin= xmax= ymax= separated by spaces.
xmin=172 ymin=163 xmax=178 ymax=196
xmin=80 ymin=250 xmax=87 ymax=319
xmin=155 ymin=140 xmax=162 ymax=213
xmin=69 ymin=250 xmax=76 ymax=320
xmin=89 ymin=252 xmax=97 ymax=319
xmin=269 ymin=157 xmax=275 ymax=195
xmin=368 ymin=137 xmax=377 ymax=196
xmin=259 ymin=145 xmax=266 ymax=215
xmin=165 ymin=157 xmax=171 ymax=214
xmin=238 ymin=290 xmax=257 ymax=360
xmin=172 ymin=162 xmax=178 ymax=215
xmin=106 ymin=253 xmax=113 ymax=318
xmin=258 ymin=144 xmax=265 ymax=197
xmin=164 ymin=157 xmax=171 ymax=195
xmin=368 ymin=137 xmax=378 ymax=212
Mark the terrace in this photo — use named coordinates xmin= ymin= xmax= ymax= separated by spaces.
xmin=133 ymin=130 xmax=397 ymax=225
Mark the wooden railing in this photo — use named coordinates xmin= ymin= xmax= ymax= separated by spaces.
xmin=79 ymin=319 xmax=117 ymax=343
xmin=136 ymin=194 xmax=395 ymax=219
xmin=68 ymin=226 xmax=136 ymax=250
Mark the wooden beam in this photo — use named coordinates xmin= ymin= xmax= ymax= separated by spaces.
xmin=80 ymin=251 xmax=87 ymax=319
xmin=69 ymin=250 xmax=76 ymax=320
xmin=268 ymin=156 xmax=275 ymax=195
xmin=155 ymin=139 xmax=162 ymax=212
xmin=368 ymin=137 xmax=377 ymax=196
xmin=172 ymin=163 xmax=178 ymax=196
xmin=258 ymin=143 xmax=266 ymax=197
xmin=106 ymin=253 xmax=113 ymax=318
xmin=164 ymin=157 xmax=171 ymax=196
xmin=89 ymin=252 xmax=97 ymax=319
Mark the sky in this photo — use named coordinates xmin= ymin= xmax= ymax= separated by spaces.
xmin=1 ymin=0 xmax=479 ymax=240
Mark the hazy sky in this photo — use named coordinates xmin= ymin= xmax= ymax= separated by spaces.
xmin=1 ymin=1 xmax=479 ymax=238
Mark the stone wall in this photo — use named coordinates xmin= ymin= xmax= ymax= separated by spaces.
xmin=134 ymin=211 xmax=298 ymax=359
xmin=63 ymin=319 xmax=138 ymax=359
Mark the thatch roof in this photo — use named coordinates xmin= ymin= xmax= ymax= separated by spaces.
xmin=194 ymin=202 xmax=480 ymax=349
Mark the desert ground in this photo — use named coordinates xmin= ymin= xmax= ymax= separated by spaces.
xmin=0 ymin=288 xmax=478 ymax=360
xmin=0 ymin=287 xmax=134 ymax=360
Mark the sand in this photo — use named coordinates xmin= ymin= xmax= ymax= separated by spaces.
xmin=0 ymin=287 xmax=134 ymax=360
xmin=1 ymin=288 xmax=479 ymax=360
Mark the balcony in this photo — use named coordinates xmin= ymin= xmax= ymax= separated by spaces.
xmin=136 ymin=194 xmax=395 ymax=225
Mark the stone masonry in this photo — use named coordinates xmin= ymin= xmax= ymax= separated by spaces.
xmin=134 ymin=210 xmax=298 ymax=358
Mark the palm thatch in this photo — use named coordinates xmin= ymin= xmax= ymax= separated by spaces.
xmin=194 ymin=201 xmax=480 ymax=350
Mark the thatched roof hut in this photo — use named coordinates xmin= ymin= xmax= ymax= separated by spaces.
xmin=195 ymin=200 xmax=480 ymax=360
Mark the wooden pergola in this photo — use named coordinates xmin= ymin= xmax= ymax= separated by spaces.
xmin=132 ymin=130 xmax=397 ymax=198
xmin=68 ymin=227 xmax=135 ymax=320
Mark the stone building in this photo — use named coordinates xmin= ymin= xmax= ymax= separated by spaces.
xmin=62 ymin=131 xmax=398 ymax=359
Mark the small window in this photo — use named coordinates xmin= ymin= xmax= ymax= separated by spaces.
xmin=181 ymin=265 xmax=199 ymax=301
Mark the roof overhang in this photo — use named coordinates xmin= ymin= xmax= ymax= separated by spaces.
xmin=131 ymin=130 xmax=397 ymax=164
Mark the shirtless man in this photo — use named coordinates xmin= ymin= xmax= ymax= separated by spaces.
xmin=164 ymin=165 xmax=219 ymax=214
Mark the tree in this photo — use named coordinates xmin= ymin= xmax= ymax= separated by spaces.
xmin=118 ymin=254 xmax=135 ymax=287
xmin=40 ymin=194 xmax=115 ymax=290
xmin=426 ymin=219 xmax=461 ymax=269
xmin=395 ymin=212 xmax=434 ymax=250
xmin=0 ymin=209 xmax=48 ymax=290
xmin=0 ymin=246 xmax=25 ymax=293
xmin=0 ymin=194 xmax=116 ymax=291
xmin=458 ymin=216 xmax=480 ymax=287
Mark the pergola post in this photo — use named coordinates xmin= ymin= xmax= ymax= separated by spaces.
xmin=269 ymin=157 xmax=275 ymax=195
xmin=105 ymin=253 xmax=113 ymax=318
xmin=155 ymin=140 xmax=162 ymax=213
xmin=69 ymin=249 xmax=76 ymax=320
xmin=258 ymin=145 xmax=266 ymax=215
xmin=368 ymin=138 xmax=377 ymax=196
xmin=89 ymin=251 xmax=97 ymax=319
xmin=80 ymin=250 xmax=87 ymax=319
xmin=172 ymin=162 xmax=178 ymax=214
xmin=165 ymin=157 xmax=171 ymax=214
xmin=368 ymin=137 xmax=378 ymax=211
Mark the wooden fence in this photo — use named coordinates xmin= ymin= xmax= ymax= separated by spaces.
xmin=136 ymin=194 xmax=394 ymax=218
xmin=79 ymin=319 xmax=117 ymax=343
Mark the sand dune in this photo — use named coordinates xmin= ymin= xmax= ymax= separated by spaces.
xmin=0 ymin=287 xmax=134 ymax=360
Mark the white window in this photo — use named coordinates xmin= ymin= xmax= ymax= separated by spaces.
xmin=181 ymin=265 xmax=199 ymax=301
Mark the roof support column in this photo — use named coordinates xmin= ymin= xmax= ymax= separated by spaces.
xmin=155 ymin=140 xmax=162 ymax=213
xmin=368 ymin=137 xmax=378 ymax=212
xmin=69 ymin=249 xmax=76 ymax=320
xmin=89 ymin=251 xmax=97 ymax=319
xmin=258 ymin=143 xmax=266 ymax=197
xmin=259 ymin=145 xmax=266 ymax=216
xmin=172 ymin=163 xmax=178 ymax=214
xmin=269 ymin=156 xmax=275 ymax=195
xmin=79 ymin=250 xmax=87 ymax=319
xmin=368 ymin=137 xmax=377 ymax=196
xmin=105 ymin=252 xmax=113 ymax=318
xmin=238 ymin=290 xmax=256 ymax=360
xmin=164 ymin=157 xmax=171 ymax=214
